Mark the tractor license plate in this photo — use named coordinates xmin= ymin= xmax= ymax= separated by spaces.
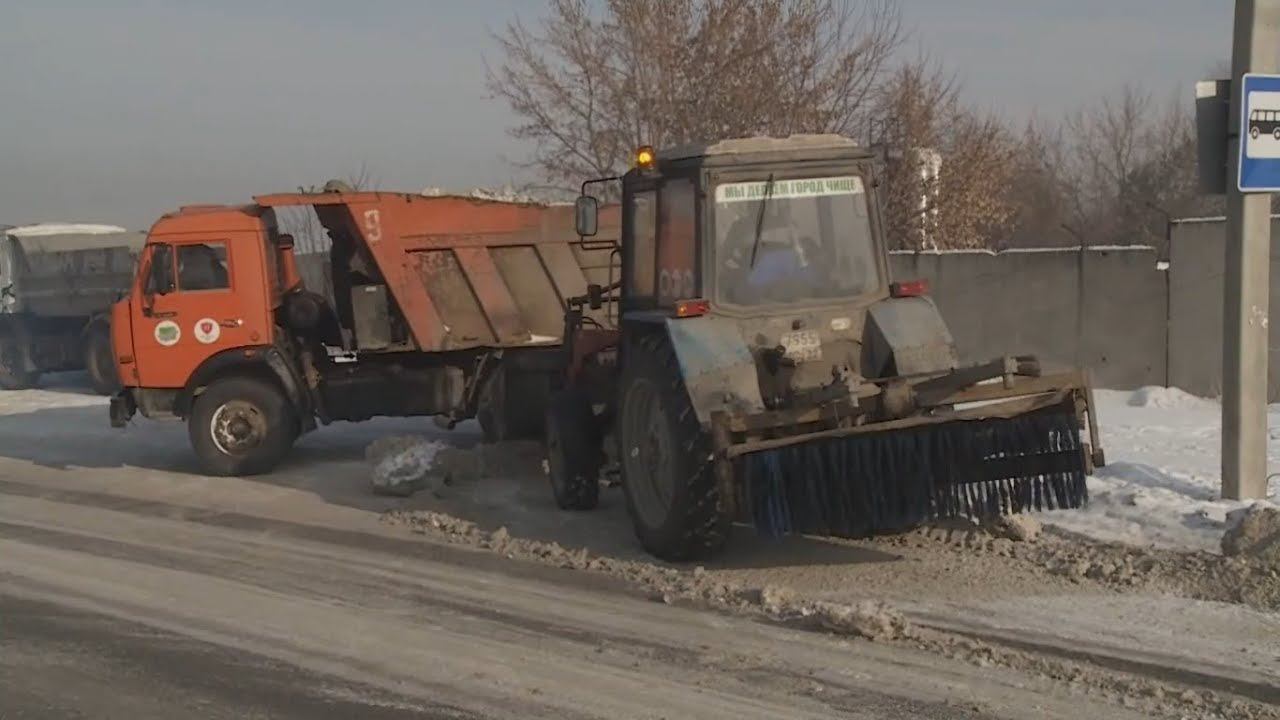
xmin=780 ymin=330 xmax=822 ymax=361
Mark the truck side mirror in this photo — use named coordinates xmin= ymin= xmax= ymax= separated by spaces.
xmin=575 ymin=196 xmax=599 ymax=238
xmin=146 ymin=244 xmax=175 ymax=297
xmin=277 ymin=233 xmax=295 ymax=250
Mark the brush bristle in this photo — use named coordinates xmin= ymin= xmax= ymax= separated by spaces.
xmin=741 ymin=409 xmax=1088 ymax=538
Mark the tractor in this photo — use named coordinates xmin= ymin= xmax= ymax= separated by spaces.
xmin=544 ymin=135 xmax=1104 ymax=561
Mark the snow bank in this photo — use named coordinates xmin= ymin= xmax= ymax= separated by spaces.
xmin=1125 ymin=385 xmax=1213 ymax=410
xmin=1037 ymin=389 xmax=1280 ymax=552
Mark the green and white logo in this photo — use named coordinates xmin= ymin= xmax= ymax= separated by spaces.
xmin=154 ymin=320 xmax=181 ymax=347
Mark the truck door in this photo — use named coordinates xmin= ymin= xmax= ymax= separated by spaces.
xmin=130 ymin=236 xmax=272 ymax=388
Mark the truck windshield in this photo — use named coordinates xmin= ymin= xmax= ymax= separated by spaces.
xmin=714 ymin=174 xmax=879 ymax=306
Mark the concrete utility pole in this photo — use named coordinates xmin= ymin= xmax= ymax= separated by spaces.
xmin=1223 ymin=0 xmax=1280 ymax=500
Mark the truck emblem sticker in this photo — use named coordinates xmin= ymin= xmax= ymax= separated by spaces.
xmin=194 ymin=318 xmax=221 ymax=344
xmin=154 ymin=320 xmax=180 ymax=347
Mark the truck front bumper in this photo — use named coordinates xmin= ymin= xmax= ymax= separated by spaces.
xmin=109 ymin=390 xmax=136 ymax=428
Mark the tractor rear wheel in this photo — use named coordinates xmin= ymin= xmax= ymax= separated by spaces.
xmin=618 ymin=334 xmax=729 ymax=561
xmin=544 ymin=387 xmax=601 ymax=510
xmin=189 ymin=376 xmax=297 ymax=476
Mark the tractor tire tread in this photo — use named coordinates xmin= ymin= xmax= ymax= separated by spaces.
xmin=623 ymin=333 xmax=728 ymax=561
xmin=545 ymin=387 xmax=601 ymax=510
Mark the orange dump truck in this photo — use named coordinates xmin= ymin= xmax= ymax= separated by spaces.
xmin=109 ymin=189 xmax=617 ymax=475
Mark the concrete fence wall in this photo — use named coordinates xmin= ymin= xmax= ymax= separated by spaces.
xmin=889 ymin=247 xmax=1168 ymax=390
xmin=1168 ymin=218 xmax=1280 ymax=401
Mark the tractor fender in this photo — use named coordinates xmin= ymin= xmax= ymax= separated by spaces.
xmin=656 ymin=315 xmax=766 ymax=426
xmin=862 ymin=296 xmax=960 ymax=378
xmin=177 ymin=346 xmax=310 ymax=422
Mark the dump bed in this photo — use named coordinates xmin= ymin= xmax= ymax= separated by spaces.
xmin=1 ymin=224 xmax=146 ymax=318
xmin=256 ymin=192 xmax=619 ymax=353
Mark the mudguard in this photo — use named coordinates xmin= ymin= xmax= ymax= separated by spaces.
xmin=863 ymin=297 xmax=959 ymax=377
xmin=662 ymin=316 xmax=765 ymax=425
xmin=178 ymin=345 xmax=310 ymax=423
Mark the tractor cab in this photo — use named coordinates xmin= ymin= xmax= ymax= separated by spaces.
xmin=555 ymin=134 xmax=1102 ymax=562
xmin=571 ymin=135 xmax=936 ymax=421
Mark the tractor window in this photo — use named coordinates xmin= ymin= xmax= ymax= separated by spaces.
xmin=627 ymin=189 xmax=657 ymax=299
xmin=657 ymin=178 xmax=697 ymax=303
xmin=714 ymin=175 xmax=879 ymax=306
xmin=176 ymin=242 xmax=231 ymax=292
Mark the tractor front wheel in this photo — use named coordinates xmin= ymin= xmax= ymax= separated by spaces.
xmin=544 ymin=387 xmax=601 ymax=510
xmin=618 ymin=335 xmax=729 ymax=561
xmin=189 ymin=377 xmax=297 ymax=476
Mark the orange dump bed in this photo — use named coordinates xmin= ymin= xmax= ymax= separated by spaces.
xmin=256 ymin=191 xmax=619 ymax=353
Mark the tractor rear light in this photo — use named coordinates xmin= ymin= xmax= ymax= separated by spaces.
xmin=674 ymin=298 xmax=710 ymax=317
xmin=890 ymin=279 xmax=929 ymax=298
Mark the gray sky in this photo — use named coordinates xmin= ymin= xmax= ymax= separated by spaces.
xmin=0 ymin=0 xmax=1231 ymax=229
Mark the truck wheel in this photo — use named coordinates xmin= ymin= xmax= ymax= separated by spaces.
xmin=477 ymin=368 xmax=548 ymax=442
xmin=0 ymin=369 xmax=38 ymax=391
xmin=476 ymin=369 xmax=507 ymax=442
xmin=0 ymin=343 xmax=38 ymax=390
xmin=189 ymin=377 xmax=296 ymax=476
xmin=84 ymin=323 xmax=120 ymax=395
xmin=544 ymin=388 xmax=601 ymax=510
xmin=618 ymin=334 xmax=729 ymax=561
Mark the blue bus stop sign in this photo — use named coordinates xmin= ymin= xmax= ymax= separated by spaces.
xmin=1238 ymin=73 xmax=1280 ymax=192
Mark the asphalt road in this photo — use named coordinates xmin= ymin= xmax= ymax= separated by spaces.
xmin=1 ymin=592 xmax=465 ymax=720
xmin=0 ymin=377 xmax=1226 ymax=719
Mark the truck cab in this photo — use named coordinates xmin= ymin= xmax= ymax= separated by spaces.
xmin=113 ymin=205 xmax=285 ymax=394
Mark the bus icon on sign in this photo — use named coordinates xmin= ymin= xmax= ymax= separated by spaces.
xmin=1249 ymin=108 xmax=1280 ymax=141
xmin=1238 ymin=75 xmax=1280 ymax=190
xmin=1244 ymin=88 xmax=1280 ymax=160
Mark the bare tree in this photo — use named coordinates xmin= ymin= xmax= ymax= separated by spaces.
xmin=872 ymin=59 xmax=1020 ymax=250
xmin=1052 ymin=86 xmax=1220 ymax=255
xmin=487 ymin=0 xmax=904 ymax=191
xmin=1000 ymin=119 xmax=1079 ymax=249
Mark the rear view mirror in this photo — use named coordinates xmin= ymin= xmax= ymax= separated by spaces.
xmin=146 ymin=244 xmax=175 ymax=296
xmin=277 ymin=233 xmax=295 ymax=250
xmin=575 ymin=196 xmax=599 ymax=237
xmin=586 ymin=283 xmax=604 ymax=310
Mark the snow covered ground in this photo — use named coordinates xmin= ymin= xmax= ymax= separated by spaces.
xmin=1038 ymin=386 xmax=1280 ymax=552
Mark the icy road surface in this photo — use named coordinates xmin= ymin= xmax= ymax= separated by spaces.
xmin=0 ymin=374 xmax=1275 ymax=719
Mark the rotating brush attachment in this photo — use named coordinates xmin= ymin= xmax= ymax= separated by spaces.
xmin=741 ymin=408 xmax=1088 ymax=538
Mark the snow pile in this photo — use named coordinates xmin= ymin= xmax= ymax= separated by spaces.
xmin=1037 ymin=388 xmax=1280 ymax=552
xmin=366 ymin=437 xmax=545 ymax=497
xmin=1126 ymin=385 xmax=1213 ymax=410
xmin=367 ymin=436 xmax=446 ymax=497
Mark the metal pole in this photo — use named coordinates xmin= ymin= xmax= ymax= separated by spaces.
xmin=1223 ymin=0 xmax=1279 ymax=500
